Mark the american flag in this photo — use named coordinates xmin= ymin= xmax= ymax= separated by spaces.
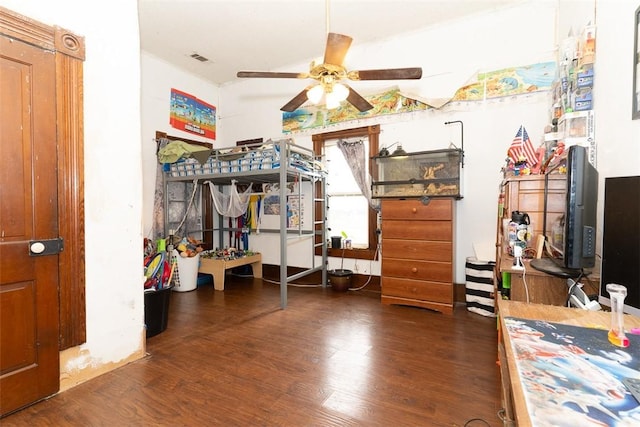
xmin=507 ymin=125 xmax=538 ymax=166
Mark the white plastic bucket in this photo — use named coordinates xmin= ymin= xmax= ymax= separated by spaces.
xmin=173 ymin=250 xmax=199 ymax=292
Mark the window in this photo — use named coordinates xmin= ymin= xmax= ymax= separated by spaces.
xmin=313 ymin=125 xmax=380 ymax=260
xmin=325 ymin=141 xmax=370 ymax=248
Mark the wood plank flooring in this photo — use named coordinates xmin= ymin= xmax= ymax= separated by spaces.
xmin=3 ymin=275 xmax=502 ymax=426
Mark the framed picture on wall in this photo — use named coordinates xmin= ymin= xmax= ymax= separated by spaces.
xmin=634 ymin=5 xmax=640 ymax=119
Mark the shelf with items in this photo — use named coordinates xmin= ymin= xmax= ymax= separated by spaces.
xmin=372 ymin=148 xmax=463 ymax=199
xmin=545 ymin=24 xmax=596 ymax=171
xmin=498 ymin=174 xmax=566 ymax=259
xmin=494 ymin=174 xmax=566 ymax=305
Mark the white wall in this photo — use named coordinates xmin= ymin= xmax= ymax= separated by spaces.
xmin=0 ymin=0 xmax=145 ymax=387
xmin=140 ymin=52 xmax=221 ymax=239
xmin=221 ymin=1 xmax=559 ymax=281
xmin=593 ymin=0 xmax=640 ymax=178
xmin=591 ymin=0 xmax=640 ymax=263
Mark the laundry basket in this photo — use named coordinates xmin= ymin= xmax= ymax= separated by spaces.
xmin=172 ymin=250 xmax=200 ymax=292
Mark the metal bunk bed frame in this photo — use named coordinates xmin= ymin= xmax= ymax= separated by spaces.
xmin=161 ymin=135 xmax=328 ymax=309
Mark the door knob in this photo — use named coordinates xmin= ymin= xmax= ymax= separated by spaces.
xmin=30 ymin=242 xmax=46 ymax=254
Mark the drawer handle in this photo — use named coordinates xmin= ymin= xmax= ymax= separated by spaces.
xmin=411 ymin=267 xmax=418 ymax=273
xmin=412 ymin=208 xmax=417 ymax=213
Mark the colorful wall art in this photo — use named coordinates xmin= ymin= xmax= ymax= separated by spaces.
xmin=283 ymin=61 xmax=557 ymax=135
xmin=453 ymin=61 xmax=557 ymax=102
xmin=282 ymin=87 xmax=429 ymax=134
xmin=170 ymin=88 xmax=216 ymax=139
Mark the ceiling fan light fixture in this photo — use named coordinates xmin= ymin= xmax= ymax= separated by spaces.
xmin=324 ymin=82 xmax=348 ymax=109
xmin=332 ymin=82 xmax=349 ymax=102
xmin=307 ymin=85 xmax=324 ymax=104
xmin=325 ymin=93 xmax=341 ymax=109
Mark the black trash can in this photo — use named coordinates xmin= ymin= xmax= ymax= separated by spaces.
xmin=144 ymin=286 xmax=173 ymax=338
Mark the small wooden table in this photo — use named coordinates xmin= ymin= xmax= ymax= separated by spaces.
xmin=198 ymin=253 xmax=262 ymax=291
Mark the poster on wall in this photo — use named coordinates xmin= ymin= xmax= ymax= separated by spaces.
xmin=282 ymin=87 xmax=429 ymax=134
xmin=169 ymin=88 xmax=216 ymax=139
xmin=261 ymin=185 xmax=304 ymax=230
xmin=263 ymin=195 xmax=280 ymax=215
xmin=282 ymin=61 xmax=557 ymax=134
xmin=286 ymin=195 xmax=304 ymax=228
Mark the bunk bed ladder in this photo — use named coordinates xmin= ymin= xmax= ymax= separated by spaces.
xmin=316 ymin=173 xmax=328 ymax=288
xmin=277 ymin=140 xmax=329 ymax=309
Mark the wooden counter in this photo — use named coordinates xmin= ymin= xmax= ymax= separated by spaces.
xmin=497 ymin=299 xmax=640 ymax=426
xmin=199 ymin=253 xmax=262 ymax=291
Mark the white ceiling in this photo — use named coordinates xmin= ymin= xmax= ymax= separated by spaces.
xmin=138 ymin=0 xmax=523 ymax=86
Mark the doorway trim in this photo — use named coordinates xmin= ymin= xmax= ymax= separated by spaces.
xmin=1 ymin=6 xmax=86 ymax=349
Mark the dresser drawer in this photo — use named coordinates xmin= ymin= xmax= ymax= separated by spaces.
xmin=382 ymin=239 xmax=452 ymax=262
xmin=382 ymin=220 xmax=451 ymax=241
xmin=381 ymin=198 xmax=452 ymax=221
xmin=382 ymin=258 xmax=452 ymax=282
xmin=381 ymin=277 xmax=452 ymax=304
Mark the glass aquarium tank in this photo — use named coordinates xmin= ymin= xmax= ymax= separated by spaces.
xmin=372 ymin=148 xmax=463 ymax=199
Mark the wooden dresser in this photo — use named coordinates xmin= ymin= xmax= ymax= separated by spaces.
xmin=380 ymin=198 xmax=454 ymax=314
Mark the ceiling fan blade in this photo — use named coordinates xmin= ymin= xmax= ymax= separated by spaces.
xmin=350 ymin=67 xmax=423 ymax=81
xmin=280 ymin=88 xmax=311 ymax=112
xmin=237 ymin=71 xmax=306 ymax=79
xmin=323 ymin=33 xmax=352 ymax=66
xmin=345 ymin=85 xmax=374 ymax=112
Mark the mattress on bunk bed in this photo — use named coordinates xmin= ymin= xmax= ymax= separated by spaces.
xmin=168 ymin=140 xmax=323 ymax=177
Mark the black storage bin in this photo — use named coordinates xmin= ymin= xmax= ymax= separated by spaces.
xmin=144 ymin=286 xmax=173 ymax=338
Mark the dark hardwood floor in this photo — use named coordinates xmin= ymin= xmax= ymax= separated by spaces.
xmin=3 ymin=275 xmax=502 ymax=426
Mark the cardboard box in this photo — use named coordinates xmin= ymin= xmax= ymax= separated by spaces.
xmin=577 ymin=66 xmax=594 ymax=88
xmin=559 ymin=111 xmax=595 ymax=142
xmin=559 ymin=110 xmax=597 ymax=167
xmin=579 ymin=25 xmax=596 ymax=66
xmin=573 ymin=87 xmax=593 ymax=111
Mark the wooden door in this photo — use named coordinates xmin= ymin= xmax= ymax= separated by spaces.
xmin=0 ymin=33 xmax=61 ymax=416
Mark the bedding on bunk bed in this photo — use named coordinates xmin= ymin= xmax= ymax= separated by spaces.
xmin=163 ymin=139 xmax=324 ymax=178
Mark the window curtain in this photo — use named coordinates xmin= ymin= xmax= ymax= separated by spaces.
xmin=337 ymin=139 xmax=380 ymax=211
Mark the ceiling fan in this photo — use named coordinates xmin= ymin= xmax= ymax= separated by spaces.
xmin=237 ymin=32 xmax=423 ymax=113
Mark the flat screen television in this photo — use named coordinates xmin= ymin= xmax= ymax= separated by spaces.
xmin=598 ymin=176 xmax=640 ymax=316
xmin=534 ymin=145 xmax=598 ymax=275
